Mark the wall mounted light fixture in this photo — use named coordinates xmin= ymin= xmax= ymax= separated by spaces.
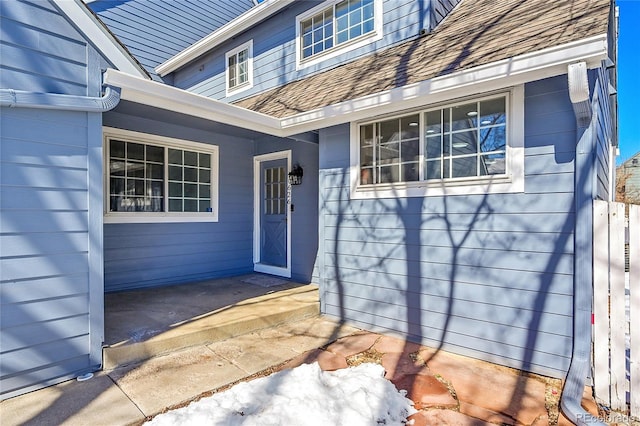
xmin=288 ymin=164 xmax=303 ymax=185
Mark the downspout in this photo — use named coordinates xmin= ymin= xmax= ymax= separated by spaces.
xmin=0 ymin=85 xmax=121 ymax=112
xmin=561 ymin=62 xmax=606 ymax=426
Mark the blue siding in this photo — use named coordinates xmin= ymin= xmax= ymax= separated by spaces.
xmin=173 ymin=0 xmax=458 ymax=102
xmin=0 ymin=0 xmax=106 ymax=399
xmin=102 ymin=111 xmax=320 ymax=290
xmin=592 ymin=65 xmax=614 ymax=201
xmin=0 ymin=0 xmax=89 ymax=95
xmin=90 ymin=0 xmax=254 ymax=81
xmin=102 ymin=109 xmax=257 ymax=291
xmin=430 ymin=0 xmax=461 ymax=28
xmin=0 ymin=107 xmax=103 ymax=399
xmin=316 ymin=76 xmax=577 ymax=379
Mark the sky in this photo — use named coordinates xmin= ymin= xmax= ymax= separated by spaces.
xmin=616 ymin=0 xmax=640 ymax=164
xmin=144 ymin=362 xmax=416 ymax=426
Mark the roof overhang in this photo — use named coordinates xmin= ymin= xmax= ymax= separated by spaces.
xmin=155 ymin=0 xmax=296 ymax=77
xmin=54 ymin=0 xmax=148 ymax=79
xmin=279 ymin=34 xmax=610 ymax=134
xmin=103 ymin=69 xmax=282 ymax=134
xmin=105 ymin=34 xmax=609 ymax=138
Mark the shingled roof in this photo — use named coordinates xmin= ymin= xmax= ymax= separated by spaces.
xmin=235 ymin=0 xmax=611 ymax=118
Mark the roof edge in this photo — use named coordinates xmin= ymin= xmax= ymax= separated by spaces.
xmin=155 ymin=0 xmax=296 ymax=77
xmin=106 ymin=34 xmax=608 ymax=138
xmin=278 ymin=33 xmax=610 ymax=134
xmin=54 ymin=0 xmax=148 ymax=79
xmin=103 ymin=69 xmax=283 ymax=135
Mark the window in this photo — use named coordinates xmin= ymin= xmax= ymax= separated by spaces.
xmin=104 ymin=128 xmax=218 ymax=223
xmin=225 ymin=40 xmax=253 ymax=96
xmin=351 ymin=88 xmax=525 ymax=199
xmin=297 ymin=0 xmax=381 ymax=67
xmin=424 ymin=97 xmax=507 ymax=180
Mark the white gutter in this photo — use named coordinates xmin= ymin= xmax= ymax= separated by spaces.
xmin=54 ymin=0 xmax=148 ymax=79
xmin=108 ymin=34 xmax=608 ymax=138
xmin=103 ymin=69 xmax=281 ymax=134
xmin=155 ymin=0 xmax=296 ymax=77
xmin=0 ymin=86 xmax=121 ymax=112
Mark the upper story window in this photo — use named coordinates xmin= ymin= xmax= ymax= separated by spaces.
xmin=297 ymin=0 xmax=382 ymax=69
xmin=225 ymin=40 xmax=253 ymax=96
xmin=351 ymin=88 xmax=525 ymax=199
xmin=104 ymin=128 xmax=219 ymax=223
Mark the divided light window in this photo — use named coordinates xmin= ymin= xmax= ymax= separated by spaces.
xmin=301 ymin=0 xmax=375 ymax=60
xmin=228 ymin=48 xmax=249 ymax=89
xmin=359 ymin=95 xmax=508 ymax=185
xmin=226 ymin=40 xmax=253 ymax=95
xmin=107 ymin=135 xmax=217 ymax=219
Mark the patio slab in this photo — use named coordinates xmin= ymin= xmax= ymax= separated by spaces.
xmin=103 ymin=277 xmax=319 ymax=369
xmin=107 ymin=346 xmax=248 ymax=417
xmin=2 ymin=311 xmax=602 ymax=426
xmin=0 ymin=372 xmax=143 ymax=426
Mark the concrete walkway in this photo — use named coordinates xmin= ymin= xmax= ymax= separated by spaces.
xmin=1 ymin=314 xmax=599 ymax=426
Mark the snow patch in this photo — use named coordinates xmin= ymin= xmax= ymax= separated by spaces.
xmin=146 ymin=362 xmax=417 ymax=426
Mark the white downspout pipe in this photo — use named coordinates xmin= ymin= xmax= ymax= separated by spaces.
xmin=562 ymin=61 xmax=606 ymax=426
xmin=0 ymin=85 xmax=121 ymax=112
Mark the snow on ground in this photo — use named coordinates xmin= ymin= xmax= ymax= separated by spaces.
xmin=146 ymin=362 xmax=417 ymax=426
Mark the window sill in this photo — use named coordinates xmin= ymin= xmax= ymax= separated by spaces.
xmin=350 ymin=173 xmax=524 ymax=199
xmin=296 ymin=31 xmax=382 ymax=71
xmin=104 ymin=213 xmax=219 ymax=224
xmin=226 ymin=81 xmax=253 ymax=97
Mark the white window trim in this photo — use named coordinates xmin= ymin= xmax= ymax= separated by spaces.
xmin=225 ymin=40 xmax=254 ymax=97
xmin=349 ymin=85 xmax=525 ymax=199
xmin=295 ymin=0 xmax=383 ymax=71
xmin=103 ymin=127 xmax=219 ymax=223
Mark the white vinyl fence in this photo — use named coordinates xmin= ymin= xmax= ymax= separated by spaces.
xmin=593 ymin=200 xmax=639 ymax=419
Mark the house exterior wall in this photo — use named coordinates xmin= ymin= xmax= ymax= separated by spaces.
xmin=620 ymin=153 xmax=640 ymax=203
xmin=0 ymin=0 xmax=104 ymax=399
xmin=172 ymin=0 xmax=460 ymax=103
xmin=101 ymin=110 xmax=256 ymax=292
xmin=593 ymin=66 xmax=615 ymax=201
xmin=0 ymin=0 xmax=92 ymax=95
xmin=317 ymin=75 xmax=578 ymax=379
xmin=101 ymin=109 xmax=319 ymax=291
xmin=90 ymin=0 xmax=254 ymax=81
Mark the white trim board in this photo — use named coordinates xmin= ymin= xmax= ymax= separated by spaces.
xmin=253 ymin=150 xmax=292 ymax=278
xmin=104 ymin=33 xmax=609 ymax=138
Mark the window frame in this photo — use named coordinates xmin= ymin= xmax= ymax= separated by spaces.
xmin=103 ymin=127 xmax=219 ymax=223
xmin=349 ymin=86 xmax=525 ymax=199
xmin=225 ymin=40 xmax=254 ymax=97
xmin=295 ymin=0 xmax=383 ymax=70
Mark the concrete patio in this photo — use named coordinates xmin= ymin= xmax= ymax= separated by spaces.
xmin=0 ymin=275 xmax=601 ymax=426
xmin=102 ymin=274 xmax=320 ymax=369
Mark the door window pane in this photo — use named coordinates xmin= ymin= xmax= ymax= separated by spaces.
xmin=264 ymin=166 xmax=286 ymax=215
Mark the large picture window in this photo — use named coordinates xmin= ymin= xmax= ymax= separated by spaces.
xmin=359 ymin=95 xmax=508 ymax=186
xmin=298 ymin=0 xmax=380 ymax=65
xmin=104 ymin=128 xmax=218 ymax=223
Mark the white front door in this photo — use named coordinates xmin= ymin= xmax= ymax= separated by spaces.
xmin=253 ymin=151 xmax=291 ymax=277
